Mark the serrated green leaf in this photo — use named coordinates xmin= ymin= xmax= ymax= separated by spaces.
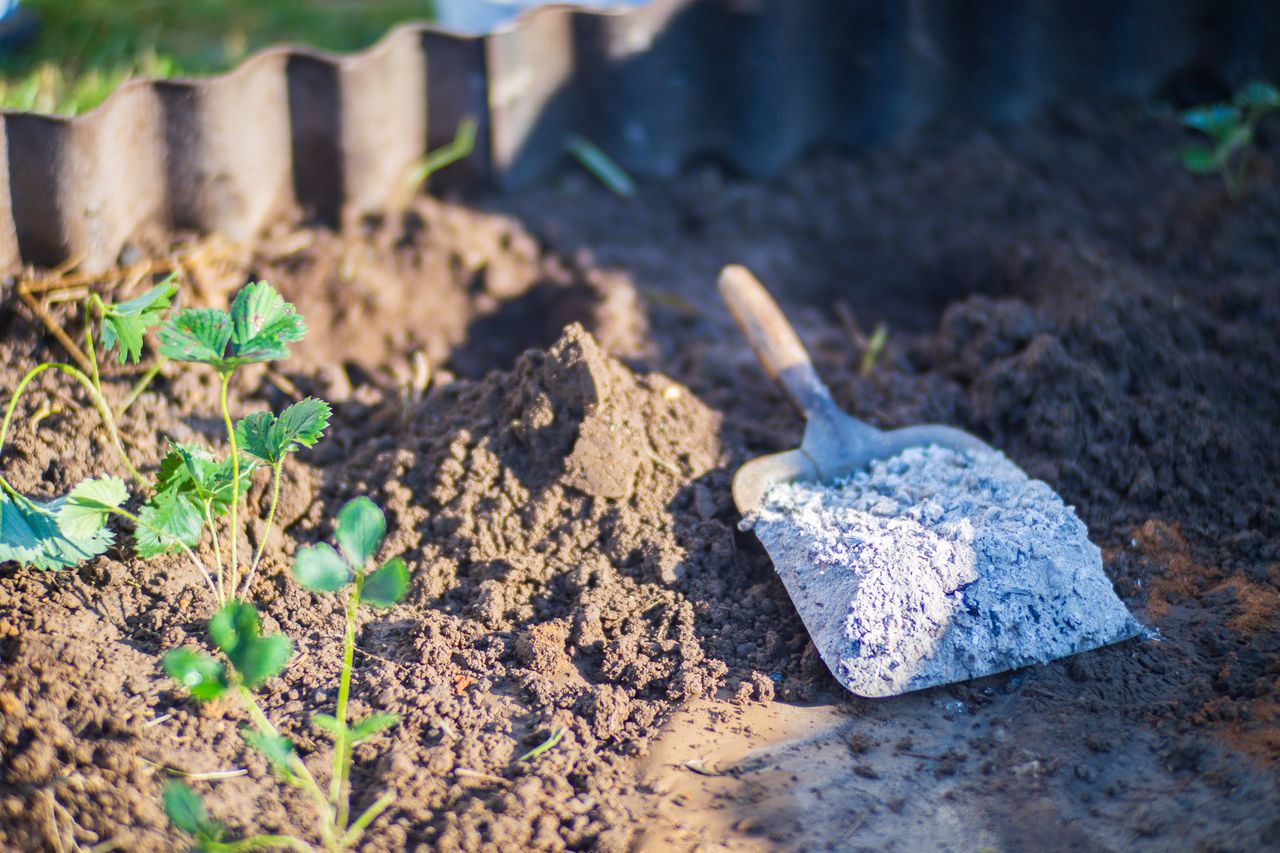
xmin=335 ymin=497 xmax=385 ymax=568
xmin=240 ymin=726 xmax=295 ymax=780
xmin=361 ymin=557 xmax=409 ymax=609
xmin=156 ymin=282 xmax=304 ymax=371
xmin=150 ymin=443 xmax=253 ymax=518
xmin=0 ymin=486 xmax=117 ymax=571
xmin=312 ymin=713 xmax=345 ymax=737
xmin=235 ymin=398 xmax=331 ymax=465
xmin=233 ymin=412 xmax=276 ymax=463
xmin=273 ymin=398 xmax=330 ymax=453
xmin=1180 ymin=146 xmax=1221 ymax=174
xmin=163 ymin=781 xmax=215 ymax=837
xmin=208 ymin=602 xmax=293 ymax=689
xmin=349 ymin=712 xmax=400 ymax=743
xmin=99 ymin=277 xmax=178 ymax=364
xmin=157 ymin=308 xmax=232 ymax=364
xmin=1235 ymin=80 xmax=1280 ymax=112
xmin=228 ymin=282 xmax=306 ymax=364
xmin=292 ymin=543 xmax=352 ymax=592
xmin=134 ymin=491 xmax=204 ymax=558
xmin=163 ymin=648 xmax=229 ymax=702
xmin=57 ymin=476 xmax=128 ymax=540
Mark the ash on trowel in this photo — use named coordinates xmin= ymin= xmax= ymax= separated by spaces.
xmin=745 ymin=445 xmax=1141 ymax=696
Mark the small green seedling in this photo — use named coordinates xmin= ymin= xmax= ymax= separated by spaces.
xmin=293 ymin=497 xmax=408 ymax=839
xmin=164 ymin=601 xmax=330 ymax=851
xmin=0 ymin=276 xmax=178 ymax=570
xmin=1180 ymin=80 xmax=1280 ymax=198
xmin=164 ymin=501 xmax=406 ymax=852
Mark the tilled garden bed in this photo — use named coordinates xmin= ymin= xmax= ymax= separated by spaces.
xmin=1 ymin=102 xmax=1279 ymax=851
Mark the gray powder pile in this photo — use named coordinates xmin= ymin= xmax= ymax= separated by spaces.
xmin=745 ymin=445 xmax=1141 ymax=696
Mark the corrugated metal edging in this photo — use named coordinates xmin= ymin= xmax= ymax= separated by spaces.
xmin=1 ymin=0 xmax=1277 ymax=272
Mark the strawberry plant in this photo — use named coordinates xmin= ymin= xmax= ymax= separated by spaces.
xmin=164 ymin=499 xmax=408 ymax=851
xmin=292 ymin=497 xmax=408 ymax=838
xmin=0 ymin=276 xmax=177 ymax=571
xmin=1180 ymin=79 xmax=1280 ymax=198
xmin=1 ymin=277 xmax=330 ymax=607
xmin=147 ymin=280 xmax=327 ymax=602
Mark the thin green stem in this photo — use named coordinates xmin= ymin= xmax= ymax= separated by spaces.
xmin=0 ymin=362 xmax=143 ymax=483
xmin=238 ymin=688 xmax=336 ymax=849
xmin=83 ymin=298 xmax=102 ymax=396
xmin=340 ymin=791 xmax=395 ymax=848
xmin=119 ymin=356 xmax=167 ymax=416
xmin=332 ymin=573 xmax=363 ymax=832
xmin=240 ymin=460 xmax=283 ymax=599
xmin=219 ymin=370 xmax=241 ymax=596
xmin=0 ymin=472 xmax=21 ymax=501
xmin=204 ymin=499 xmax=225 ymax=603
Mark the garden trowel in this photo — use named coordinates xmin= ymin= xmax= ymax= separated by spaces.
xmin=719 ymin=264 xmax=1141 ymax=698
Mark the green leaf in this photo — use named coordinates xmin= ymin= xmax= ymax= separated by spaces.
xmin=99 ymin=277 xmax=178 ymax=364
xmin=56 ymin=476 xmax=128 ymax=540
xmin=208 ymin=602 xmax=293 ymax=689
xmin=162 ymin=781 xmax=215 ymax=837
xmin=273 ymin=398 xmax=330 ymax=453
xmin=149 ymin=443 xmax=253 ymax=519
xmin=1180 ymin=146 xmax=1222 ymax=174
xmin=163 ymin=648 xmax=229 ymax=702
xmin=228 ymin=281 xmax=306 ymax=364
xmin=240 ymin=726 xmax=295 ymax=780
xmin=157 ymin=308 xmax=232 ymax=365
xmin=312 ymin=713 xmax=345 ymax=738
xmin=349 ymin=712 xmax=400 ymax=743
xmin=134 ymin=491 xmax=204 ymax=558
xmin=1180 ymin=103 xmax=1241 ymax=142
xmin=233 ymin=412 xmax=276 ymax=463
xmin=1235 ymin=80 xmax=1280 ymax=112
xmin=155 ymin=281 xmax=304 ymax=370
xmin=292 ymin=543 xmax=352 ymax=592
xmin=0 ymin=485 xmax=118 ymax=571
xmin=361 ymin=557 xmax=409 ymax=609
xmin=235 ymin=398 xmax=331 ymax=465
xmin=335 ymin=497 xmax=385 ymax=568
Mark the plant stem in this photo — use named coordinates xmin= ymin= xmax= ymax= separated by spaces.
xmin=240 ymin=460 xmax=283 ymax=599
xmin=83 ymin=299 xmax=101 ymax=401
xmin=219 ymin=370 xmax=241 ymax=597
xmin=332 ymin=573 xmax=364 ymax=833
xmin=238 ymin=688 xmax=337 ymax=850
xmin=204 ymin=499 xmax=225 ymax=603
xmin=340 ymin=791 xmax=395 ymax=848
xmin=0 ymin=362 xmax=143 ymax=483
xmin=119 ymin=357 xmax=167 ymax=416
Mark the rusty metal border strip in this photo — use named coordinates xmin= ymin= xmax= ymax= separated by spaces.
xmin=1 ymin=0 xmax=1276 ymax=272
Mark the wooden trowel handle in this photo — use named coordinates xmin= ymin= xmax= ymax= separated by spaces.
xmin=718 ymin=264 xmax=833 ymax=417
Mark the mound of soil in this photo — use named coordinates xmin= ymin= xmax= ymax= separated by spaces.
xmin=2 ymin=100 xmax=1279 ymax=851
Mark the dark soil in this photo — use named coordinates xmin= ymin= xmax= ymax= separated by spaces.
xmin=2 ymin=100 xmax=1279 ymax=851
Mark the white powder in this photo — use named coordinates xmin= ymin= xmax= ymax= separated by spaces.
xmin=745 ymin=445 xmax=1141 ymax=696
